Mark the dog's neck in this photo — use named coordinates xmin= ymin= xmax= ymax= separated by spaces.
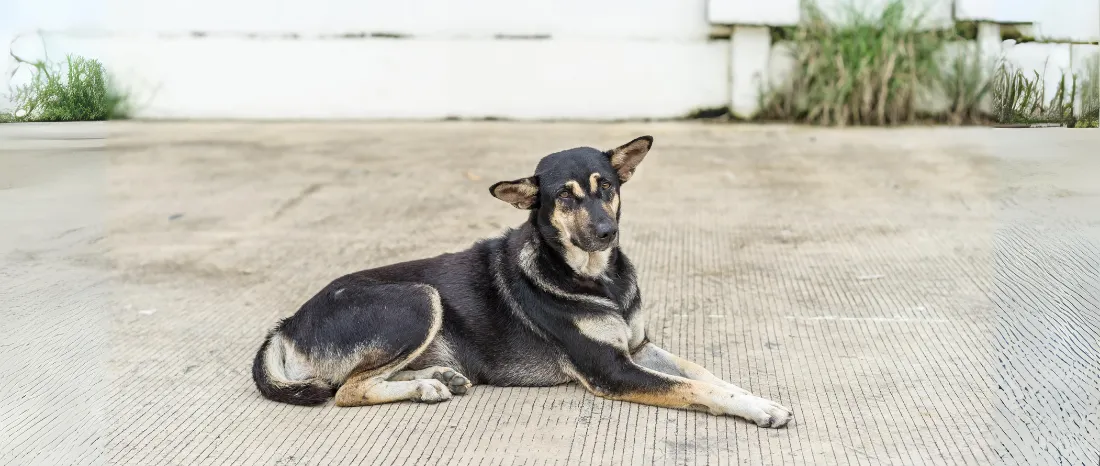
xmin=518 ymin=222 xmax=616 ymax=279
xmin=560 ymin=243 xmax=612 ymax=278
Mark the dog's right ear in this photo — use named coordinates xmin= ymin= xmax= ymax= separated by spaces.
xmin=489 ymin=176 xmax=540 ymax=209
xmin=606 ymin=135 xmax=653 ymax=183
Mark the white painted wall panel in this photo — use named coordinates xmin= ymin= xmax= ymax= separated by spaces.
xmin=3 ymin=0 xmax=1096 ymax=120
xmin=708 ymin=0 xmax=800 ymax=26
xmin=955 ymin=0 xmax=996 ymax=21
xmin=957 ymin=0 xmax=1098 ymax=42
xmin=1034 ymin=0 xmax=1100 ymax=41
xmin=2 ymin=0 xmax=712 ymax=40
xmin=729 ymin=26 xmax=771 ymax=118
xmin=3 ymin=35 xmax=728 ymax=120
xmin=710 ymin=0 xmax=955 ymax=28
xmin=957 ymin=0 xmax=1037 ymax=22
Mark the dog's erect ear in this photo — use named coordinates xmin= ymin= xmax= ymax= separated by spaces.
xmin=606 ymin=135 xmax=653 ymax=183
xmin=489 ymin=176 xmax=540 ymax=209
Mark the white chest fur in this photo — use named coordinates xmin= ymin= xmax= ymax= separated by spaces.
xmin=574 ymin=311 xmax=646 ymax=353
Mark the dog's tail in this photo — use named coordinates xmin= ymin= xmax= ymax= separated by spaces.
xmin=252 ymin=329 xmax=334 ymax=406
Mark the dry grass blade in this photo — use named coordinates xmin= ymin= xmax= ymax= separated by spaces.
xmin=760 ymin=0 xmax=946 ymax=126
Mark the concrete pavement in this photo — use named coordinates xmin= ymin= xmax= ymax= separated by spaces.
xmin=2 ymin=122 xmax=1098 ymax=465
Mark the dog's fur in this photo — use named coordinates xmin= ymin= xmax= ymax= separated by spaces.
xmin=252 ymin=136 xmax=792 ymax=427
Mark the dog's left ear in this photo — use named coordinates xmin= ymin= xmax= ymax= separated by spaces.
xmin=606 ymin=135 xmax=653 ymax=183
xmin=489 ymin=176 xmax=540 ymax=209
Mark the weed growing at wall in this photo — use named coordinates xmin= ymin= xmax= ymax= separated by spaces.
xmin=761 ymin=0 xmax=952 ymax=126
xmin=1 ymin=53 xmax=130 ymax=123
xmin=938 ymin=45 xmax=996 ymax=125
xmin=991 ymin=60 xmax=1096 ymax=127
xmin=1078 ymin=53 xmax=1099 ymax=127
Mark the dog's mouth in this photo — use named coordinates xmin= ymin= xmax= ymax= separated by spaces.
xmin=571 ymin=235 xmax=616 ymax=253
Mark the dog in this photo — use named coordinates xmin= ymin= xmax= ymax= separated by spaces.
xmin=252 ymin=136 xmax=792 ymax=428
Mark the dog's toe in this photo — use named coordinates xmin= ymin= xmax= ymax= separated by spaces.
xmin=432 ymin=368 xmax=473 ymax=396
xmin=448 ymin=374 xmax=471 ymax=395
xmin=760 ymin=402 xmax=793 ymax=428
xmin=413 ymin=379 xmax=453 ymax=403
xmin=734 ymin=395 xmax=793 ymax=428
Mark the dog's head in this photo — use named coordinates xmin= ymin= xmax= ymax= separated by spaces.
xmin=489 ymin=136 xmax=652 ymax=253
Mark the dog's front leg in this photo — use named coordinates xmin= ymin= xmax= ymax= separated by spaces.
xmin=631 ymin=343 xmax=750 ymax=395
xmin=568 ymin=353 xmax=792 ymax=428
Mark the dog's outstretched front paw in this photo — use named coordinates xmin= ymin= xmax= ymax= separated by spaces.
xmin=733 ymin=395 xmax=793 ymax=428
xmin=413 ymin=379 xmax=453 ymax=403
xmin=431 ymin=368 xmax=472 ymax=395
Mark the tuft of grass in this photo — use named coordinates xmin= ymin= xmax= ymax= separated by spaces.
xmin=761 ymin=0 xmax=950 ymax=126
xmin=1 ymin=52 xmax=130 ymax=123
xmin=938 ymin=45 xmax=996 ymax=125
xmin=991 ymin=61 xmax=1089 ymax=126
xmin=1078 ymin=53 xmax=1099 ymax=127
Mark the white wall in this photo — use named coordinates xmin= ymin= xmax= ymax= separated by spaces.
xmin=2 ymin=0 xmax=1098 ymax=120
xmin=6 ymin=35 xmax=728 ymax=120
xmin=2 ymin=0 xmax=714 ymax=39
xmin=1 ymin=0 xmax=731 ymax=119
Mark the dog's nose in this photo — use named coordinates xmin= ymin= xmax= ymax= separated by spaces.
xmin=595 ymin=222 xmax=618 ymax=240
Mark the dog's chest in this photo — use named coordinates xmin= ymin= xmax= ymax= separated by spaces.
xmin=573 ymin=310 xmax=646 ymax=352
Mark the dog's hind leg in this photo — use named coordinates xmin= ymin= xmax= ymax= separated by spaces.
xmin=328 ymin=283 xmax=450 ymax=407
xmin=390 ymin=366 xmax=472 ymax=395
xmin=335 ymin=373 xmax=452 ymax=406
xmin=263 ymin=278 xmax=451 ymax=407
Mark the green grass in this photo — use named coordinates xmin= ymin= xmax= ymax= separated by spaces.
xmin=1078 ymin=53 xmax=1099 ymax=127
xmin=991 ymin=59 xmax=1097 ymax=127
xmin=938 ymin=43 xmax=996 ymax=125
xmin=760 ymin=0 xmax=956 ymax=126
xmin=759 ymin=0 xmax=1095 ymax=128
xmin=1 ymin=52 xmax=130 ymax=123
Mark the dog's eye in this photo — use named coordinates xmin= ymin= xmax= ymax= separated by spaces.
xmin=558 ymin=191 xmax=571 ymax=199
xmin=600 ymin=181 xmax=612 ymax=190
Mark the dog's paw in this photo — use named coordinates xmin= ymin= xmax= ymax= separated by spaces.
xmin=430 ymin=368 xmax=472 ymax=395
xmin=413 ymin=379 xmax=453 ymax=403
xmin=732 ymin=395 xmax=793 ymax=428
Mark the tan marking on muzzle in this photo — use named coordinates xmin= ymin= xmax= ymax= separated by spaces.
xmin=551 ymin=202 xmax=610 ymax=276
xmin=604 ymin=192 xmax=619 ymax=217
xmin=550 ymin=201 xmax=589 ymax=242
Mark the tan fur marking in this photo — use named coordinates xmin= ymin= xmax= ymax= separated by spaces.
xmin=626 ymin=311 xmax=646 ymax=351
xmin=565 ymin=180 xmax=585 ymax=198
xmin=607 ymin=137 xmax=652 ymax=183
xmin=606 ymin=383 xmax=719 ymax=412
xmin=582 ymin=375 xmax=792 ymax=426
xmin=604 ymin=192 xmax=619 ymax=217
xmin=631 ymin=343 xmax=750 ymax=395
xmin=492 ymin=178 xmax=539 ymax=209
xmin=564 ymin=363 xmax=721 ymax=410
xmin=589 ymin=172 xmax=601 ymax=194
xmin=335 ymin=375 xmax=451 ymax=406
xmin=574 ymin=314 xmax=630 ymax=351
xmin=550 ymin=202 xmax=610 ymax=277
xmin=518 ymin=242 xmax=617 ymax=308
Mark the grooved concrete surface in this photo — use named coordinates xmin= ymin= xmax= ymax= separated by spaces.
xmin=2 ymin=122 xmax=1098 ymax=466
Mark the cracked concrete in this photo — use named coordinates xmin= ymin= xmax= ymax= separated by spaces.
xmin=1 ymin=122 xmax=1098 ymax=465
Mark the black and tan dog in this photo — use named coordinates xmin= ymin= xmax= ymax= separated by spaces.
xmin=252 ymin=136 xmax=792 ymax=428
